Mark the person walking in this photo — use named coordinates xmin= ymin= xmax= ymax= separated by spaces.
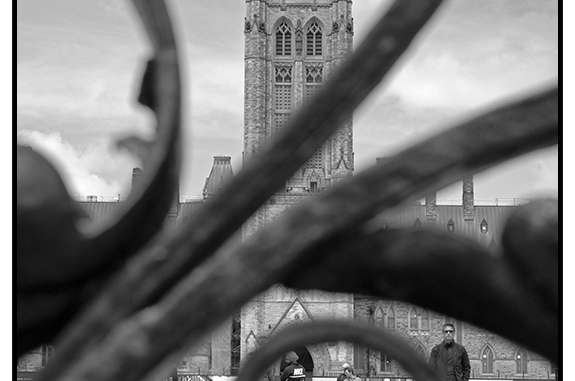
xmin=281 ymin=351 xmax=306 ymax=381
xmin=428 ymin=323 xmax=471 ymax=381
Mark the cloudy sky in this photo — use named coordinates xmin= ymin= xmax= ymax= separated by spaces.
xmin=16 ymin=0 xmax=558 ymax=202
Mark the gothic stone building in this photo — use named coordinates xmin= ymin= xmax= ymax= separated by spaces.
xmin=18 ymin=1 xmax=556 ymax=380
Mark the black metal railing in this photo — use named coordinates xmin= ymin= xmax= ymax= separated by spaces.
xmin=16 ymin=1 xmax=558 ymax=381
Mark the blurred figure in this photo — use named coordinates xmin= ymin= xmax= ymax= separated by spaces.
xmin=336 ymin=363 xmax=351 ymax=381
xmin=281 ymin=351 xmax=306 ymax=381
xmin=343 ymin=365 xmax=360 ymax=381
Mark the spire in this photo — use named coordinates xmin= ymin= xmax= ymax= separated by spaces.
xmin=203 ymin=156 xmax=235 ymax=199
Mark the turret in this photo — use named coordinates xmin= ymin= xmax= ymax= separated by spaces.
xmin=203 ymin=156 xmax=235 ymax=199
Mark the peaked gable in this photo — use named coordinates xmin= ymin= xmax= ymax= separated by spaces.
xmin=270 ymin=297 xmax=313 ymax=337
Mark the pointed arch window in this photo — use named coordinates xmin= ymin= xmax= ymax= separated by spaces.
xmin=305 ymin=65 xmax=322 ymax=84
xmin=304 ymin=63 xmax=323 ymax=102
xmin=306 ymin=22 xmax=322 ymax=55
xmin=374 ymin=306 xmax=384 ymax=328
xmin=381 ymin=352 xmax=393 ymax=372
xmin=409 ymin=307 xmax=419 ymax=330
xmin=447 ymin=218 xmax=455 ymax=233
xmin=488 ymin=238 xmax=497 ymax=253
xmin=414 ymin=218 xmax=421 ymax=228
xmin=516 ymin=348 xmax=528 ymax=375
xmin=415 ymin=344 xmax=426 ymax=359
xmin=408 ymin=307 xmax=429 ymax=331
xmin=386 ymin=307 xmax=396 ymax=330
xmin=480 ymin=219 xmax=488 ymax=234
xmin=41 ymin=344 xmax=54 ymax=366
xmin=304 ymin=65 xmax=323 ymax=101
xmin=482 ymin=346 xmax=494 ymax=374
xmin=420 ymin=309 xmax=429 ymax=330
xmin=231 ymin=311 xmax=242 ymax=375
xmin=303 ymin=64 xmax=324 ymax=168
xmin=276 ymin=22 xmax=292 ymax=55
xmin=273 ymin=65 xmax=293 ymax=134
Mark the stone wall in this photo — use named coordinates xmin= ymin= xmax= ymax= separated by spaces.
xmin=353 ymin=297 xmax=555 ymax=379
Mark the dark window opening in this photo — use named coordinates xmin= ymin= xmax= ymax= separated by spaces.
xmin=310 ymin=181 xmax=318 ymax=193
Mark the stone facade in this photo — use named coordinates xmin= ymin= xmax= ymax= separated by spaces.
xmin=353 ymin=298 xmax=556 ymax=379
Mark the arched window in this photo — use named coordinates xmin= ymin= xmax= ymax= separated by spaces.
xmin=303 ymin=64 xmax=323 ymax=168
xmin=409 ymin=307 xmax=429 ymax=331
xmin=447 ymin=218 xmax=455 ymax=233
xmin=276 ymin=22 xmax=292 ymax=55
xmin=375 ymin=306 xmax=384 ymax=328
xmin=304 ymin=65 xmax=323 ymax=101
xmin=415 ymin=344 xmax=426 ymax=359
xmin=380 ymin=352 xmax=393 ymax=372
xmin=386 ymin=307 xmax=396 ymax=330
xmin=41 ymin=344 xmax=54 ymax=366
xmin=481 ymin=346 xmax=494 ymax=374
xmin=420 ymin=309 xmax=429 ymax=330
xmin=409 ymin=307 xmax=419 ymax=330
xmin=480 ymin=219 xmax=488 ymax=234
xmin=516 ymin=348 xmax=528 ymax=375
xmin=488 ymin=238 xmax=497 ymax=253
xmin=306 ymin=22 xmax=322 ymax=55
xmin=414 ymin=218 xmax=421 ymax=228
xmin=273 ymin=65 xmax=293 ymax=134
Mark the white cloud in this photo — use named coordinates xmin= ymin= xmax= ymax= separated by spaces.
xmin=17 ymin=130 xmax=139 ymax=199
xmin=16 ymin=1 xmax=558 ymax=199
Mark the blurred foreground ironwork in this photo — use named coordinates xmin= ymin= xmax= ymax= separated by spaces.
xmin=16 ymin=0 xmax=558 ymax=380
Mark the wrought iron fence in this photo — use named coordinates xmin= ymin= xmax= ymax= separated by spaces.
xmin=16 ymin=0 xmax=558 ymax=381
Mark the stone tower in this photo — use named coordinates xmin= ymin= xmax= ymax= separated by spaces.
xmin=243 ymin=0 xmax=354 ymax=192
xmin=240 ymin=0 xmax=356 ymax=378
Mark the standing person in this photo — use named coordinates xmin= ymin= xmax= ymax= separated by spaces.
xmin=343 ymin=366 xmax=360 ymax=381
xmin=428 ymin=323 xmax=471 ymax=381
xmin=281 ymin=351 xmax=306 ymax=381
xmin=336 ymin=363 xmax=351 ymax=381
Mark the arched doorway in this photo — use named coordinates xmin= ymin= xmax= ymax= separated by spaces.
xmin=280 ymin=347 xmax=314 ymax=380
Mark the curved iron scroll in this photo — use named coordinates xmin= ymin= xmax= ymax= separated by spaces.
xmin=16 ymin=0 xmax=558 ymax=381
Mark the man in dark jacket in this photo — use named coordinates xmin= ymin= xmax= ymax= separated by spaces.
xmin=281 ymin=351 xmax=306 ymax=381
xmin=428 ymin=323 xmax=471 ymax=381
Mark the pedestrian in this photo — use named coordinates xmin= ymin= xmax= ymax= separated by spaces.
xmin=343 ymin=365 xmax=360 ymax=381
xmin=428 ymin=323 xmax=471 ymax=381
xmin=281 ymin=351 xmax=306 ymax=381
xmin=336 ymin=363 xmax=351 ymax=381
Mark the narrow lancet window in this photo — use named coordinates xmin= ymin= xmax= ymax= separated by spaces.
xmin=276 ymin=22 xmax=292 ymax=55
xmin=306 ymin=22 xmax=322 ymax=55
